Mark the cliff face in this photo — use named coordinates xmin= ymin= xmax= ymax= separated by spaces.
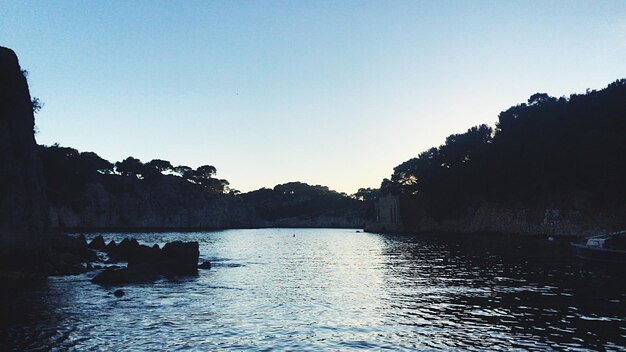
xmin=404 ymin=204 xmax=602 ymax=237
xmin=0 ymin=47 xmax=50 ymax=267
xmin=368 ymin=199 xmax=626 ymax=237
xmin=47 ymin=176 xmax=369 ymax=231
xmin=48 ymin=176 xmax=261 ymax=230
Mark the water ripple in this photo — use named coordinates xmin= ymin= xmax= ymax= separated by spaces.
xmin=1 ymin=229 xmax=625 ymax=351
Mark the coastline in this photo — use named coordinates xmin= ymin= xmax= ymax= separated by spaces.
xmin=55 ymin=224 xmax=367 ymax=234
xmin=368 ymin=201 xmax=626 ymax=238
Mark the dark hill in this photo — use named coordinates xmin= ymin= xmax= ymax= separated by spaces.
xmin=377 ymin=79 xmax=626 ymax=236
xmin=40 ymin=146 xmax=369 ymax=230
xmin=241 ymin=182 xmax=368 ymax=228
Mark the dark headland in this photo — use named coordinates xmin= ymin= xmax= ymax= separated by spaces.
xmin=0 ymin=46 xmax=50 ymax=271
xmin=0 ymin=47 xmax=205 ymax=285
xmin=368 ymin=82 xmax=626 ymax=236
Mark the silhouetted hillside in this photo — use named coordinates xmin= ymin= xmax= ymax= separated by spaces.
xmin=39 ymin=146 xmax=368 ymax=229
xmin=379 ymin=79 xmax=626 ymax=234
xmin=39 ymin=145 xmax=258 ymax=229
xmin=241 ymin=182 xmax=368 ymax=227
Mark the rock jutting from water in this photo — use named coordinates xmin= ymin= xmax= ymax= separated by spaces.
xmin=88 ymin=235 xmax=106 ymax=250
xmin=91 ymin=239 xmax=200 ymax=285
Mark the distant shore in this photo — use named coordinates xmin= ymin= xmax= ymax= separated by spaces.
xmin=56 ymin=225 xmax=366 ymax=234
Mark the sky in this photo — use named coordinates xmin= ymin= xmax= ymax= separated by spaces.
xmin=2 ymin=1 xmax=626 ymax=194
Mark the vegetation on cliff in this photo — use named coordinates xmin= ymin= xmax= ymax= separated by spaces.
xmin=380 ymin=79 xmax=626 ymax=229
xmin=39 ymin=144 xmax=230 ymax=208
xmin=242 ymin=182 xmax=368 ymax=226
xmin=39 ymin=146 xmax=368 ymax=229
xmin=39 ymin=145 xmax=251 ymax=229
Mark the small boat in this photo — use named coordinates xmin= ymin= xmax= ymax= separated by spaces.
xmin=571 ymin=230 xmax=626 ymax=263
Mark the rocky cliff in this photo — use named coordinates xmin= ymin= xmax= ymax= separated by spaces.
xmin=48 ymin=178 xmax=369 ymax=230
xmin=369 ymin=198 xmax=626 ymax=237
xmin=405 ymin=204 xmax=611 ymax=237
xmin=48 ymin=176 xmax=261 ymax=230
xmin=0 ymin=47 xmax=50 ymax=267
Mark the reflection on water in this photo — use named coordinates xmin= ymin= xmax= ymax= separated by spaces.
xmin=1 ymin=229 xmax=625 ymax=351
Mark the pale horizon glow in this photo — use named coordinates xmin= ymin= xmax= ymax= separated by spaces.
xmin=2 ymin=1 xmax=626 ymax=193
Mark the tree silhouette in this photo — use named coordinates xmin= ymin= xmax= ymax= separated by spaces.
xmin=188 ymin=165 xmax=228 ymax=193
xmin=174 ymin=165 xmax=193 ymax=179
xmin=115 ymin=157 xmax=144 ymax=178
xmin=381 ymin=79 xmax=626 ymax=222
xmin=146 ymin=159 xmax=173 ymax=173
xmin=195 ymin=165 xmax=216 ymax=179
xmin=39 ymin=145 xmax=113 ymax=204
xmin=79 ymin=151 xmax=114 ymax=175
xmin=142 ymin=159 xmax=173 ymax=180
xmin=242 ymin=182 xmax=366 ymax=221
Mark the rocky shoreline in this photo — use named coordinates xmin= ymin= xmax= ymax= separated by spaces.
xmin=0 ymin=233 xmax=209 ymax=290
xmin=367 ymin=203 xmax=626 ymax=238
xmin=90 ymin=236 xmax=206 ymax=285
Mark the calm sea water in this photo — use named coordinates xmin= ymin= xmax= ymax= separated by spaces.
xmin=1 ymin=228 xmax=625 ymax=351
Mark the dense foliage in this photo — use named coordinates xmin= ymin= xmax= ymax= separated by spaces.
xmin=39 ymin=146 xmax=367 ymax=226
xmin=39 ymin=144 xmax=230 ymax=206
xmin=241 ymin=182 xmax=365 ymax=221
xmin=381 ymin=79 xmax=626 ymax=224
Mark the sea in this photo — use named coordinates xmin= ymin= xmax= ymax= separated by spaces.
xmin=1 ymin=228 xmax=625 ymax=351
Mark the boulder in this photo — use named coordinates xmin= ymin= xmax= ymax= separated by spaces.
xmin=105 ymin=240 xmax=117 ymax=252
xmin=105 ymin=237 xmax=162 ymax=266
xmin=108 ymin=238 xmax=140 ymax=262
xmin=91 ymin=264 xmax=160 ymax=285
xmin=126 ymin=244 xmax=161 ymax=267
xmin=198 ymin=261 xmax=211 ymax=270
xmin=160 ymin=241 xmax=199 ymax=275
xmin=92 ymin=240 xmax=199 ymax=285
xmin=88 ymin=235 xmax=106 ymax=250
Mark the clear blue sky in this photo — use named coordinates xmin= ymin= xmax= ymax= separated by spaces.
xmin=2 ymin=1 xmax=626 ymax=193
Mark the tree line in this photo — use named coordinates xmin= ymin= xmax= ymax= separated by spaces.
xmin=378 ymin=79 xmax=626 ymax=225
xmin=39 ymin=144 xmax=230 ymax=205
xmin=241 ymin=181 xmax=366 ymax=221
xmin=38 ymin=145 xmax=370 ymax=222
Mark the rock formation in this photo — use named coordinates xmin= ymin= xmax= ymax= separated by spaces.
xmin=0 ymin=47 xmax=50 ymax=268
xmin=91 ymin=239 xmax=200 ymax=285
